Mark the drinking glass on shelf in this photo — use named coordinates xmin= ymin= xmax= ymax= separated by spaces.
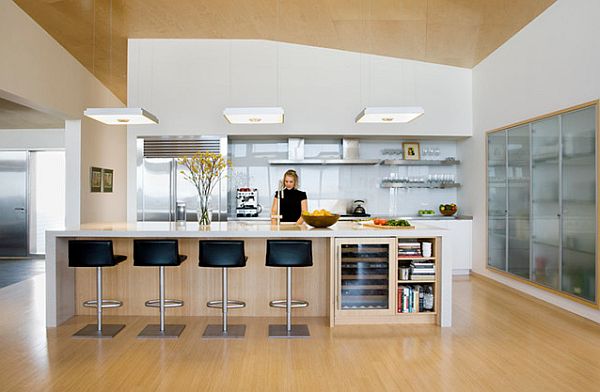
xmin=433 ymin=147 xmax=440 ymax=160
xmin=422 ymin=147 xmax=428 ymax=160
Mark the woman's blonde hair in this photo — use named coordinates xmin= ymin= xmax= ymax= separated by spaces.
xmin=283 ymin=169 xmax=299 ymax=189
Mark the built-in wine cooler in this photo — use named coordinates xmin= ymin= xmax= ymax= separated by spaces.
xmin=335 ymin=238 xmax=396 ymax=317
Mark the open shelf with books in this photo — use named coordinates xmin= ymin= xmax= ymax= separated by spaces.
xmin=396 ymin=238 xmax=439 ymax=316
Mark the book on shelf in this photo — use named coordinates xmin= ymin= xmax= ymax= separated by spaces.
xmin=410 ymin=275 xmax=436 ymax=281
xmin=397 ymin=285 xmax=421 ymax=313
xmin=411 ymin=268 xmax=435 ymax=273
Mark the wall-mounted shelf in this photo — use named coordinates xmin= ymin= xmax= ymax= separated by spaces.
xmin=268 ymin=158 xmax=460 ymax=166
xmin=268 ymin=159 xmax=380 ymax=165
xmin=381 ymin=183 xmax=461 ymax=189
xmin=380 ymin=159 xmax=460 ymax=166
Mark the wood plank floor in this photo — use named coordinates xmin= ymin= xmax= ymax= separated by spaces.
xmin=1 ymin=274 xmax=599 ymax=391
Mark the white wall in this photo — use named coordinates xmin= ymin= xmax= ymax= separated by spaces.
xmin=0 ymin=129 xmax=64 ymax=150
xmin=128 ymin=39 xmax=471 ymax=137
xmin=127 ymin=39 xmax=472 ymax=221
xmin=0 ymin=0 xmax=126 ymax=224
xmin=460 ymin=0 xmax=600 ymax=322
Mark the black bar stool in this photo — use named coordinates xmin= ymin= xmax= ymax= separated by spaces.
xmin=266 ymin=240 xmax=313 ymax=338
xmin=68 ymin=240 xmax=127 ymax=338
xmin=133 ymin=239 xmax=187 ymax=338
xmin=199 ymin=240 xmax=248 ymax=338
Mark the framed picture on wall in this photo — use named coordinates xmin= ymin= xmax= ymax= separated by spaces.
xmin=90 ymin=167 xmax=102 ymax=192
xmin=403 ymin=142 xmax=421 ymax=160
xmin=102 ymin=168 xmax=114 ymax=193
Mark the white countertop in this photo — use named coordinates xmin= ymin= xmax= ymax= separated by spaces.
xmin=48 ymin=221 xmax=447 ymax=238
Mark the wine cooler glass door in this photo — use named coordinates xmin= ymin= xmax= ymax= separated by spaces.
xmin=336 ymin=238 xmax=396 ymax=317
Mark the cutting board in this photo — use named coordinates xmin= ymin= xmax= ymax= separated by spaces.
xmin=362 ymin=223 xmax=415 ymax=230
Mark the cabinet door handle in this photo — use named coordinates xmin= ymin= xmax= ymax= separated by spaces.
xmin=14 ymin=207 xmax=25 ymax=211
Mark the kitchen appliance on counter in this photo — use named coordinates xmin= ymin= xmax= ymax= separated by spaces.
xmin=340 ymin=200 xmax=371 ymax=219
xmin=236 ymin=188 xmax=262 ymax=217
xmin=351 ymin=200 xmax=367 ymax=216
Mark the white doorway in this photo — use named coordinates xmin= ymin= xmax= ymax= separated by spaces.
xmin=28 ymin=151 xmax=65 ymax=254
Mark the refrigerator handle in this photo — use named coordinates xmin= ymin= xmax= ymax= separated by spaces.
xmin=170 ymin=159 xmax=176 ymax=222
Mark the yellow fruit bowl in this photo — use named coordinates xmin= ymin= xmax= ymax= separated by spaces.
xmin=302 ymin=212 xmax=340 ymax=228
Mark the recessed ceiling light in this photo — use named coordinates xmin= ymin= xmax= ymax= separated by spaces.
xmin=355 ymin=107 xmax=424 ymax=123
xmin=84 ymin=108 xmax=159 ymax=125
xmin=223 ymin=107 xmax=284 ymax=124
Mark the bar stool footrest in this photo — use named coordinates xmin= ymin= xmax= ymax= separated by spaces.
xmin=207 ymin=300 xmax=246 ymax=309
xmin=144 ymin=299 xmax=184 ymax=308
xmin=72 ymin=323 xmax=125 ymax=338
xmin=83 ymin=299 xmax=123 ymax=309
xmin=269 ymin=299 xmax=309 ymax=309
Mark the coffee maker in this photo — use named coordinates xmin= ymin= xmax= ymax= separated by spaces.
xmin=236 ymin=188 xmax=261 ymax=217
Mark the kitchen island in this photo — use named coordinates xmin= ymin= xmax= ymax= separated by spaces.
xmin=46 ymin=221 xmax=451 ymax=328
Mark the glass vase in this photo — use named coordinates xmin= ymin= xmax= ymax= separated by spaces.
xmin=197 ymin=194 xmax=212 ymax=226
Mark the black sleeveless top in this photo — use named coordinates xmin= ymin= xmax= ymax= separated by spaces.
xmin=274 ymin=188 xmax=307 ymax=222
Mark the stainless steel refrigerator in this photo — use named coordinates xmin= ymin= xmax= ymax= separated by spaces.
xmin=0 ymin=151 xmax=28 ymax=257
xmin=136 ymin=137 xmax=228 ymax=222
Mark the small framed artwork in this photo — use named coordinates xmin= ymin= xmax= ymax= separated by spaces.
xmin=90 ymin=167 xmax=102 ymax=192
xmin=403 ymin=142 xmax=421 ymax=160
xmin=102 ymin=168 xmax=114 ymax=193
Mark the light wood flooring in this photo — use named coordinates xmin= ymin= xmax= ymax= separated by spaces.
xmin=1 ymin=274 xmax=599 ymax=391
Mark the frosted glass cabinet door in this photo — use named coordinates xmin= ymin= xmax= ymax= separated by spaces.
xmin=561 ymin=106 xmax=596 ymax=302
xmin=507 ymin=125 xmax=530 ymax=279
xmin=488 ymin=131 xmax=507 ymax=270
xmin=531 ymin=117 xmax=560 ymax=289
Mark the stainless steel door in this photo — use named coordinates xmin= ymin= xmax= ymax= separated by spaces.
xmin=138 ymin=158 xmax=173 ymax=221
xmin=0 ymin=151 xmax=28 ymax=257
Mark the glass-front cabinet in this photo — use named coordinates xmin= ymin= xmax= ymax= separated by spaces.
xmin=487 ymin=104 xmax=598 ymax=304
xmin=335 ymin=238 xmax=396 ymax=317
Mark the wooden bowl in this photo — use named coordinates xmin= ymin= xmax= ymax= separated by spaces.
xmin=302 ymin=214 xmax=340 ymax=228
xmin=439 ymin=207 xmax=458 ymax=216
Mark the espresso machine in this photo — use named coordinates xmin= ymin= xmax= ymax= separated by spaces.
xmin=236 ymin=188 xmax=261 ymax=217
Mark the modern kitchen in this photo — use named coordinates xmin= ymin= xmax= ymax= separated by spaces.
xmin=1 ymin=0 xmax=600 ymax=391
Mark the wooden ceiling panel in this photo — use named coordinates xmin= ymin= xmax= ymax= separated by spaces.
xmin=368 ymin=20 xmax=427 ymax=60
xmin=13 ymin=0 xmax=555 ymax=103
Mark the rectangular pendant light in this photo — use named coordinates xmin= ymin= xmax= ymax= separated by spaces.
xmin=84 ymin=108 xmax=159 ymax=125
xmin=223 ymin=107 xmax=284 ymax=124
xmin=355 ymin=107 xmax=424 ymax=123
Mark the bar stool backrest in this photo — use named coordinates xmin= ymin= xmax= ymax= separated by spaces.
xmin=69 ymin=240 xmax=118 ymax=267
xmin=199 ymin=240 xmax=247 ymax=268
xmin=266 ymin=240 xmax=313 ymax=267
xmin=134 ymin=240 xmax=182 ymax=266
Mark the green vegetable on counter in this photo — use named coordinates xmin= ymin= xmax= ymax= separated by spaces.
xmin=385 ymin=219 xmax=411 ymax=226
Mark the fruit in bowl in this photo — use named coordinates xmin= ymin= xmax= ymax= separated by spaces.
xmin=439 ymin=203 xmax=458 ymax=216
xmin=302 ymin=209 xmax=340 ymax=228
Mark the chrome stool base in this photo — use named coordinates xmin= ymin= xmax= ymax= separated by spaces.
xmin=202 ymin=324 xmax=246 ymax=339
xmin=137 ymin=324 xmax=185 ymax=338
xmin=268 ymin=324 xmax=310 ymax=338
xmin=73 ymin=323 xmax=125 ymax=338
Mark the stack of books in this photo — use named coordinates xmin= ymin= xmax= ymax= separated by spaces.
xmin=410 ymin=262 xmax=435 ymax=280
xmin=397 ymin=241 xmax=422 ymax=258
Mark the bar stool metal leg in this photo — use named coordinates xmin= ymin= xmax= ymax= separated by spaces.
xmin=73 ymin=267 xmax=125 ymax=338
xmin=268 ymin=267 xmax=310 ymax=338
xmin=138 ymin=266 xmax=185 ymax=338
xmin=203 ymin=268 xmax=246 ymax=339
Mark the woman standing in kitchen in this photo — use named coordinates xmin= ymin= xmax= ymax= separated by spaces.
xmin=271 ymin=169 xmax=308 ymax=224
